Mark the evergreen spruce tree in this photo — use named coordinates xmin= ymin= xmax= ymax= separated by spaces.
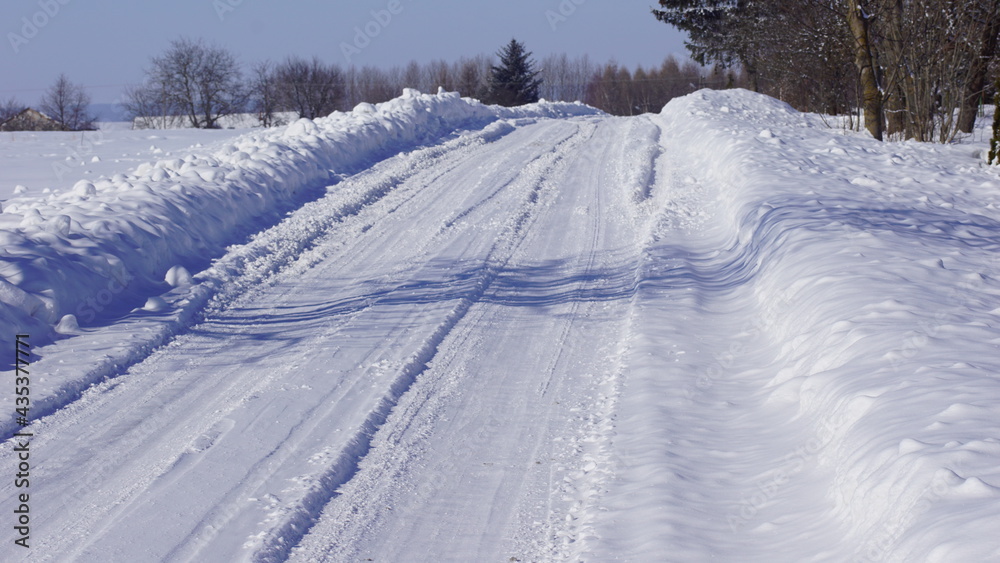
xmin=486 ymin=39 xmax=542 ymax=106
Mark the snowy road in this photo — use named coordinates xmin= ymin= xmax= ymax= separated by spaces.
xmin=4 ymin=90 xmax=1000 ymax=562
xmin=4 ymin=116 xmax=662 ymax=562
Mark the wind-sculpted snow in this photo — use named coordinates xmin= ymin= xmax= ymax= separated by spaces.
xmin=0 ymin=90 xmax=600 ymax=353
xmin=591 ymin=89 xmax=1000 ymax=561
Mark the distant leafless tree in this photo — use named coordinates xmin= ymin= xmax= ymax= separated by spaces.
xmin=349 ymin=66 xmax=398 ymax=107
xmin=249 ymin=60 xmax=285 ymax=127
xmin=453 ymin=55 xmax=492 ymax=99
xmin=39 ymin=74 xmax=95 ymax=130
xmin=395 ymin=60 xmax=420 ymax=91
xmin=339 ymin=56 xmax=492 ymax=107
xmin=274 ymin=56 xmax=344 ymax=119
xmin=958 ymin=0 xmax=1000 ymax=133
xmin=539 ymin=53 xmax=595 ymax=103
xmin=422 ymin=60 xmax=448 ymax=92
xmin=0 ymin=97 xmax=25 ymax=123
xmin=122 ymin=79 xmax=178 ymax=129
xmin=580 ymin=57 xmax=735 ymax=115
xmin=586 ymin=63 xmax=635 ymax=115
xmin=125 ymin=37 xmax=246 ymax=128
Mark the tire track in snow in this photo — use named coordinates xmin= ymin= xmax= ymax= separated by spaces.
xmin=253 ymin=122 xmax=596 ymax=563
xmin=0 ymin=121 xmax=550 ymax=563
xmin=286 ymin=116 xmax=653 ymax=563
xmin=200 ymin=121 xmax=520 ymax=316
xmin=0 ymin=122 xmax=519 ymax=443
xmin=522 ymin=115 xmax=665 ymax=561
xmin=165 ymin=121 xmax=589 ymax=563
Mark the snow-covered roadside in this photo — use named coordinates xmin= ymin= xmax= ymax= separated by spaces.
xmin=0 ymin=90 xmax=598 ymax=355
xmin=0 ymin=90 xmax=599 ymax=438
xmin=592 ymin=90 xmax=1000 ymax=561
xmin=0 ymin=123 xmax=261 ymax=202
xmin=2 ymin=85 xmax=999 ymax=560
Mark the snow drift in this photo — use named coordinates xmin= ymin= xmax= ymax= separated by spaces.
xmin=0 ymin=90 xmax=599 ymax=351
xmin=633 ymin=89 xmax=1000 ymax=561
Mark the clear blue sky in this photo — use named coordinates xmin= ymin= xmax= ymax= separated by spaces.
xmin=1 ymin=0 xmax=690 ymax=104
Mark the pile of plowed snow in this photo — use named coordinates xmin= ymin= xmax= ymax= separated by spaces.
xmin=0 ymin=90 xmax=599 ymax=349
xmin=644 ymin=90 xmax=1000 ymax=561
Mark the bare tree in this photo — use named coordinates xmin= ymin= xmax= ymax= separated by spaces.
xmin=0 ymin=97 xmax=25 ymax=123
xmin=540 ymin=53 xmax=579 ymax=102
xmin=125 ymin=38 xmax=246 ymax=129
xmin=585 ymin=63 xmax=626 ymax=114
xmin=959 ymin=0 xmax=1000 ymax=133
xmin=39 ymin=74 xmax=95 ymax=131
xmin=453 ymin=55 xmax=491 ymax=99
xmin=989 ymin=77 xmax=1000 ymax=162
xmin=249 ymin=60 xmax=285 ymax=127
xmin=654 ymin=0 xmax=1000 ymax=141
xmin=352 ymin=66 xmax=397 ymax=105
xmin=865 ymin=0 xmax=999 ymax=141
xmin=539 ymin=53 xmax=596 ymax=103
xmin=401 ymin=60 xmax=424 ymax=91
xmin=425 ymin=59 xmax=454 ymax=92
xmin=633 ymin=66 xmax=654 ymax=113
xmin=274 ymin=56 xmax=345 ymax=119
xmin=122 ymin=78 xmax=178 ymax=129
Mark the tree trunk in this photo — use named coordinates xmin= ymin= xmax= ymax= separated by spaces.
xmin=885 ymin=84 xmax=906 ymax=137
xmin=959 ymin=0 xmax=1000 ymax=134
xmin=989 ymin=79 xmax=1000 ymax=163
xmin=846 ymin=0 xmax=884 ymax=140
xmin=743 ymin=58 xmax=759 ymax=93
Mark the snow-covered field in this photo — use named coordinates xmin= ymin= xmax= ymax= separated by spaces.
xmin=0 ymin=123 xmax=261 ymax=201
xmin=1 ymin=89 xmax=999 ymax=562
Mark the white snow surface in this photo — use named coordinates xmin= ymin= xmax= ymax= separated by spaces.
xmin=0 ymin=123 xmax=259 ymax=201
xmin=0 ymin=89 xmax=597 ymax=356
xmin=1 ymin=88 xmax=999 ymax=562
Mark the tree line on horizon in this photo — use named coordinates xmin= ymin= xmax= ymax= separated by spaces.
xmin=124 ymin=37 xmax=739 ymax=129
xmin=2 ymin=37 xmax=740 ymax=131
xmin=653 ymin=0 xmax=1000 ymax=142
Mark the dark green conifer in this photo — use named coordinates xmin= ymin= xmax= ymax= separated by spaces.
xmin=486 ymin=39 xmax=542 ymax=107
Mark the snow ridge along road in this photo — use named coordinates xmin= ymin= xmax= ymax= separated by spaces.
xmin=3 ymin=114 xmax=652 ymax=562
xmin=0 ymin=90 xmax=598 ymax=438
xmin=4 ymin=89 xmax=1000 ymax=561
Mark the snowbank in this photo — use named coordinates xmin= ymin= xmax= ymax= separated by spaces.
xmin=658 ymin=89 xmax=1000 ymax=560
xmin=0 ymin=90 xmax=600 ymax=351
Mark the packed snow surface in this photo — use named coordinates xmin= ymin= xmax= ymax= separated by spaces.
xmin=1 ymin=89 xmax=1000 ymax=562
xmin=0 ymin=90 xmax=596 ymax=358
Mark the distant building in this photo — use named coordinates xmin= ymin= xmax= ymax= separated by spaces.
xmin=0 ymin=108 xmax=63 ymax=132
